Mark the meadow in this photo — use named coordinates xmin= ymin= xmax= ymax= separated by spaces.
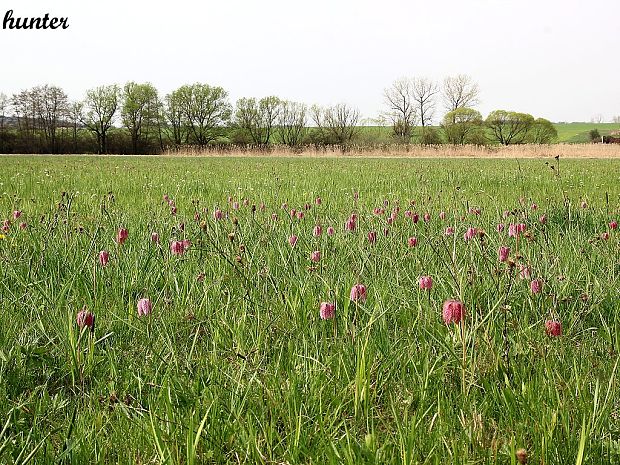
xmin=1 ymin=155 xmax=620 ymax=464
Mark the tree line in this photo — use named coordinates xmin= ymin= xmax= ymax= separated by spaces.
xmin=0 ymin=75 xmax=559 ymax=154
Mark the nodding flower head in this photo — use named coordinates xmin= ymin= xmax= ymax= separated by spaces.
xmin=442 ymin=300 xmax=465 ymax=325
xmin=419 ymin=276 xmax=432 ymax=290
xmin=116 ymin=228 xmax=128 ymax=245
xmin=319 ymin=302 xmax=335 ymax=320
xmin=350 ymin=283 xmax=367 ymax=303
xmin=545 ymin=320 xmax=562 ymax=337
xmin=137 ymin=298 xmax=152 ymax=317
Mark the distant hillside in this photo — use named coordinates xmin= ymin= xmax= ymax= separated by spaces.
xmin=553 ymin=122 xmax=619 ymax=143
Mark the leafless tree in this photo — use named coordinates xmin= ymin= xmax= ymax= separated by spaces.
xmin=443 ymin=74 xmax=480 ymax=114
xmin=277 ymin=100 xmax=308 ymax=146
xmin=383 ymin=77 xmax=417 ymax=142
xmin=37 ymin=85 xmax=69 ymax=153
xmin=311 ymin=103 xmax=360 ymax=144
xmin=12 ymin=88 xmax=40 ymax=136
xmin=0 ymin=93 xmax=9 ymax=130
xmin=412 ymin=78 xmax=439 ymax=128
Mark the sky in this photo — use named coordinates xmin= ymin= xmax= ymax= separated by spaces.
xmin=1 ymin=0 xmax=619 ymax=123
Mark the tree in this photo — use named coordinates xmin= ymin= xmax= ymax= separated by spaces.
xmin=383 ymin=77 xmax=417 ymax=142
xmin=163 ymin=91 xmax=186 ymax=146
xmin=11 ymin=88 xmax=40 ymax=140
xmin=174 ymin=83 xmax=232 ymax=146
xmin=121 ymin=82 xmax=159 ymax=154
xmin=277 ymin=100 xmax=308 ymax=147
xmin=443 ymin=75 xmax=480 ymax=115
xmin=412 ymin=78 xmax=439 ymax=129
xmin=485 ymin=110 xmax=535 ymax=145
xmin=234 ymin=96 xmax=281 ymax=145
xmin=311 ymin=103 xmax=360 ymax=145
xmin=0 ymin=93 xmax=9 ymax=130
xmin=589 ymin=129 xmax=601 ymax=142
xmin=80 ymin=84 xmax=120 ymax=154
xmin=442 ymin=108 xmax=483 ymax=145
xmin=37 ymin=85 xmax=69 ymax=153
xmin=527 ymin=118 xmax=557 ymax=144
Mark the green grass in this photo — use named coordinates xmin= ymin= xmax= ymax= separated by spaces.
xmin=553 ymin=122 xmax=619 ymax=143
xmin=356 ymin=122 xmax=620 ymax=144
xmin=1 ymin=156 xmax=620 ymax=464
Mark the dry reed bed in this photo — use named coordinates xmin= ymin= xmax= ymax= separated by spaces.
xmin=163 ymin=143 xmax=620 ymax=158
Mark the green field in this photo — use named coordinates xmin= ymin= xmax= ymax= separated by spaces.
xmin=1 ymin=156 xmax=620 ymax=464
xmin=356 ymin=122 xmax=620 ymax=144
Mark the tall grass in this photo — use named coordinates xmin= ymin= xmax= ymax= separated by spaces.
xmin=0 ymin=156 xmax=619 ymax=464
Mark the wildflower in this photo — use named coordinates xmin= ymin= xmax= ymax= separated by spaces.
xmin=13 ymin=210 xmax=22 ymax=219
xmin=464 ymin=227 xmax=477 ymax=241
xmin=213 ymin=209 xmax=223 ymax=220
xmin=137 ymin=298 xmax=152 ymax=317
xmin=610 ymin=220 xmax=618 ymax=230
xmin=498 ymin=246 xmax=510 ymax=262
xmin=442 ymin=300 xmax=465 ymax=325
xmin=350 ymin=283 xmax=367 ymax=303
xmin=345 ymin=217 xmax=356 ymax=232
xmin=408 ymin=236 xmax=417 ymax=247
xmin=151 ymin=232 xmax=160 ymax=243
xmin=327 ymin=226 xmax=335 ymax=236
xmin=315 ymin=197 xmax=322 ymax=205
xmin=19 ymin=222 xmax=27 ymax=230
xmin=76 ymin=308 xmax=95 ymax=331
xmin=497 ymin=223 xmax=505 ymax=233
xmin=313 ymin=225 xmax=322 ymax=237
xmin=539 ymin=214 xmax=547 ymax=224
xmin=288 ymin=235 xmax=298 ymax=247
xmin=530 ymin=279 xmax=542 ymax=294
xmin=439 ymin=211 xmax=446 ymax=220
xmin=310 ymin=251 xmax=321 ymax=262
xmin=419 ymin=276 xmax=432 ymax=290
xmin=445 ymin=227 xmax=454 ymax=236
xmin=116 ymin=228 xmax=128 ymax=245
xmin=545 ymin=320 xmax=562 ymax=337
xmin=423 ymin=213 xmax=431 ymax=222
xmin=319 ymin=302 xmax=335 ymax=320
xmin=170 ymin=241 xmax=185 ymax=255
xmin=367 ymin=230 xmax=377 ymax=244
xmin=98 ymin=250 xmax=110 ymax=266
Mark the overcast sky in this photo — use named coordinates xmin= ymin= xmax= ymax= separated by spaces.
xmin=1 ymin=0 xmax=619 ymax=123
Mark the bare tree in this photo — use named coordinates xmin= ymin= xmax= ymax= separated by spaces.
xmin=443 ymin=74 xmax=480 ymax=114
xmin=0 ymin=93 xmax=9 ymax=130
xmin=37 ymin=85 xmax=69 ymax=153
xmin=12 ymin=88 xmax=40 ymax=137
xmin=412 ymin=78 xmax=439 ymax=129
xmin=383 ymin=77 xmax=417 ymax=142
xmin=277 ymin=100 xmax=307 ymax=147
xmin=80 ymin=84 xmax=120 ymax=154
xmin=311 ymin=103 xmax=360 ymax=144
